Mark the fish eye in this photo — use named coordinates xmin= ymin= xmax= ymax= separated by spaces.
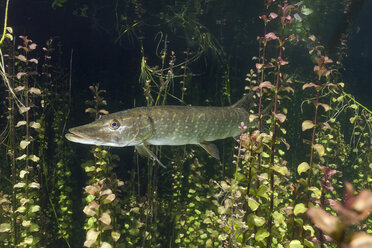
xmin=109 ymin=119 xmax=120 ymax=130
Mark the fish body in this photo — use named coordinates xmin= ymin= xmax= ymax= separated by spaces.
xmin=66 ymin=94 xmax=253 ymax=166
xmin=144 ymin=105 xmax=249 ymax=145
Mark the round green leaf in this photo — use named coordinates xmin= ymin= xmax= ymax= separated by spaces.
xmin=309 ymin=187 xmax=321 ymax=199
xmin=297 ymin=162 xmax=310 ymax=175
xmin=29 ymin=155 xmax=40 ymax=162
xmin=14 ymin=182 xmax=26 ymax=188
xmin=289 ymin=240 xmax=303 ymax=248
xmin=20 ymin=170 xmax=29 ymax=178
xmin=272 ymin=211 xmax=285 ymax=225
xmin=252 ymin=215 xmax=265 ymax=227
xmin=111 ymin=231 xmax=120 ymax=242
xmin=30 ymin=205 xmax=40 ymax=213
xmin=255 ymin=228 xmax=270 ymax=242
xmin=30 ymin=223 xmax=40 ymax=232
xmin=257 ymin=185 xmax=269 ymax=197
xmin=313 ymin=144 xmax=325 ymax=157
xmin=0 ymin=223 xmax=11 ymax=233
xmin=100 ymin=242 xmax=112 ymax=248
xmin=272 ymin=165 xmax=290 ymax=176
xmin=303 ymin=225 xmax=315 ymax=237
xmin=302 ymin=120 xmax=314 ymax=131
xmin=20 ymin=140 xmax=31 ymax=149
xmin=248 ymin=198 xmax=260 ymax=211
xmin=16 ymin=121 xmax=27 ymax=127
xmin=294 ymin=203 xmax=307 ymax=216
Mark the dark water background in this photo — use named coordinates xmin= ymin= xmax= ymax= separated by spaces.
xmin=1 ymin=1 xmax=371 ymax=246
xmin=7 ymin=0 xmax=372 ymax=110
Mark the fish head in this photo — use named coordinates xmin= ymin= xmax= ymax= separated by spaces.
xmin=65 ymin=110 xmax=153 ymax=147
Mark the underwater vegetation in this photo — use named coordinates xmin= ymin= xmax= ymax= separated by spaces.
xmin=0 ymin=0 xmax=372 ymax=247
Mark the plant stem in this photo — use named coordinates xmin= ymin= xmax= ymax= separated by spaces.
xmin=0 ymin=0 xmax=10 ymax=46
xmin=267 ymin=26 xmax=284 ymax=248
xmin=8 ymin=55 xmax=18 ymax=247
xmin=305 ymin=81 xmax=320 ymax=208
xmin=242 ymin=150 xmax=255 ymax=244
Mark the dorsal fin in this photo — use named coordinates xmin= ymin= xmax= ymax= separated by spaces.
xmin=231 ymin=91 xmax=255 ymax=111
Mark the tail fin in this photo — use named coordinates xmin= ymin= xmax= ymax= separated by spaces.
xmin=232 ymin=91 xmax=255 ymax=112
xmin=232 ymin=92 xmax=273 ymax=115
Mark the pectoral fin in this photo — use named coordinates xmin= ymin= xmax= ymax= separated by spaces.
xmin=199 ymin=142 xmax=220 ymax=160
xmin=135 ymin=144 xmax=166 ymax=168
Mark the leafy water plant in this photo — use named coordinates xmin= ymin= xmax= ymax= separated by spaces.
xmin=13 ymin=35 xmax=43 ymax=248
xmin=0 ymin=33 xmax=43 ymax=247
xmin=81 ymin=84 xmax=123 ymax=248
xmin=307 ymin=182 xmax=372 ymax=247
xmin=0 ymin=23 xmax=76 ymax=246
xmin=1 ymin=0 xmax=372 ymax=247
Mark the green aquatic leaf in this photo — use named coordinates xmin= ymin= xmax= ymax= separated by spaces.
xmin=273 ymin=211 xmax=285 ymax=225
xmin=20 ymin=170 xmax=29 ymax=178
xmin=294 ymin=203 xmax=307 ymax=216
xmin=303 ymin=239 xmax=315 ymax=248
xmin=303 ymin=225 xmax=315 ymax=237
xmin=99 ymin=212 xmax=111 ymax=225
xmin=206 ymin=239 xmax=213 ymax=247
xmin=14 ymin=182 xmax=26 ymax=188
xmin=16 ymin=206 xmax=26 ymax=213
xmin=252 ymin=215 xmax=265 ymax=227
xmin=19 ymin=106 xmax=30 ymax=114
xmin=30 ymin=223 xmax=40 ymax=232
xmin=29 ymin=87 xmax=41 ymax=95
xmin=309 ymin=187 xmax=321 ymax=199
xmin=200 ymin=233 xmax=207 ymax=239
xmin=301 ymin=6 xmax=313 ymax=15
xmin=30 ymin=205 xmax=40 ymax=213
xmin=16 ymin=121 xmax=27 ymax=127
xmin=29 ymin=155 xmax=40 ymax=162
xmin=16 ymin=154 xmax=26 ymax=160
xmin=313 ymin=144 xmax=325 ymax=157
xmin=350 ymin=104 xmax=358 ymax=109
xmin=29 ymin=182 xmax=40 ymax=189
xmin=289 ymin=240 xmax=304 ymax=248
xmin=255 ymin=228 xmax=270 ymax=242
xmin=302 ymin=120 xmax=314 ymax=131
xmin=273 ymin=165 xmax=290 ymax=176
xmin=20 ymin=140 xmax=31 ymax=149
xmin=0 ymin=223 xmax=11 ymax=233
xmin=262 ymin=152 xmax=270 ymax=158
xmin=30 ymin=121 xmax=41 ymax=129
xmin=111 ymin=231 xmax=120 ymax=242
xmin=84 ymin=229 xmax=100 ymax=247
xmin=257 ymin=184 xmax=269 ymax=197
xmin=100 ymin=242 xmax=112 ymax=248
xmin=297 ymin=162 xmax=310 ymax=175
xmin=248 ymin=198 xmax=260 ymax=211
xmin=24 ymin=236 xmax=33 ymax=244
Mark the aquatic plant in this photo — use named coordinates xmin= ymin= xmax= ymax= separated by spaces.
xmin=0 ymin=32 xmax=43 ymax=247
xmin=81 ymin=84 xmax=124 ymax=248
xmin=37 ymin=38 xmax=74 ymax=247
xmin=1 ymin=26 xmax=76 ymax=247
xmin=307 ymin=182 xmax=372 ymax=247
xmin=0 ymin=0 xmax=371 ymax=247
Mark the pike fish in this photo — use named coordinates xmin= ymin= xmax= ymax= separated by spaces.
xmin=65 ymin=94 xmax=254 ymax=167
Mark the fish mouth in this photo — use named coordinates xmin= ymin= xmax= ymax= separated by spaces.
xmin=65 ymin=127 xmax=123 ymax=147
xmin=65 ymin=132 xmax=83 ymax=142
xmin=65 ymin=128 xmax=93 ymax=144
xmin=65 ymin=128 xmax=111 ymax=146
